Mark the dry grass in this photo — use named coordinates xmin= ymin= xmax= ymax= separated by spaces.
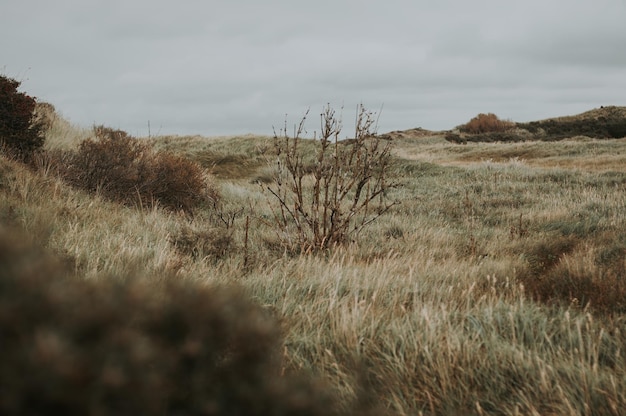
xmin=0 ymin=224 xmax=347 ymax=415
xmin=148 ymin=134 xmax=272 ymax=180
xmin=395 ymin=135 xmax=626 ymax=172
xmin=35 ymin=102 xmax=91 ymax=150
xmin=2 ymin=113 xmax=626 ymax=414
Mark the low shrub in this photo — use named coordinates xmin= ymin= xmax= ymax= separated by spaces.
xmin=147 ymin=151 xmax=212 ymax=213
xmin=0 ymin=224 xmax=342 ymax=415
xmin=54 ymin=126 xmax=214 ymax=213
xmin=459 ymin=113 xmax=515 ymax=135
xmin=518 ymin=116 xmax=626 ymax=140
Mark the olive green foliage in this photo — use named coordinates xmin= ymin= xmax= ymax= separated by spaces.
xmin=519 ymin=107 xmax=626 ymax=139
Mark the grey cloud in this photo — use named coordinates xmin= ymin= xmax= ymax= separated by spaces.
xmin=2 ymin=0 xmax=625 ymax=136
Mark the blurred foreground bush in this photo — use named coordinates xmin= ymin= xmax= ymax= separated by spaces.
xmin=0 ymin=225 xmax=342 ymax=415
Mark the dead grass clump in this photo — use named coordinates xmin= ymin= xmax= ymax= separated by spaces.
xmin=516 ymin=236 xmax=626 ymax=313
xmin=51 ymin=126 xmax=213 ymax=214
xmin=520 ymin=241 xmax=626 ymax=314
xmin=459 ymin=113 xmax=515 ymax=135
xmin=33 ymin=101 xmax=57 ymax=133
xmin=0 ymin=224 xmax=345 ymax=416
xmin=542 ymin=259 xmax=626 ymax=314
xmin=521 ymin=235 xmax=578 ymax=278
xmin=170 ymin=225 xmax=235 ymax=262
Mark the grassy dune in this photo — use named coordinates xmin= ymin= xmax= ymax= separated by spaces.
xmin=2 ymin=115 xmax=626 ymax=414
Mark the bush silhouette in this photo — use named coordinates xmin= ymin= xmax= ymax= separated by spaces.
xmin=0 ymin=225 xmax=342 ymax=415
xmin=265 ymin=105 xmax=399 ymax=252
xmin=56 ymin=126 xmax=211 ymax=213
xmin=0 ymin=75 xmax=46 ymax=161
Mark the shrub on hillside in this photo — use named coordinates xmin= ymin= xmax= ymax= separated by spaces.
xmin=149 ymin=151 xmax=215 ymax=213
xmin=0 ymin=224 xmax=343 ymax=415
xmin=0 ymin=75 xmax=46 ymax=161
xmin=459 ymin=113 xmax=515 ymax=135
xmin=56 ymin=126 xmax=213 ymax=213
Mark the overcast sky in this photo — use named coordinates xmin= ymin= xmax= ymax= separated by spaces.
xmin=2 ymin=0 xmax=625 ymax=137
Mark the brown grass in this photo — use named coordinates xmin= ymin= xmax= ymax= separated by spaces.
xmin=0 ymin=224 xmax=351 ymax=415
xmin=3 ymin=108 xmax=626 ymax=414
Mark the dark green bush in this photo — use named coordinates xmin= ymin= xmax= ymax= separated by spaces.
xmin=0 ymin=224 xmax=343 ymax=415
xmin=518 ymin=116 xmax=626 ymax=140
xmin=0 ymin=75 xmax=46 ymax=161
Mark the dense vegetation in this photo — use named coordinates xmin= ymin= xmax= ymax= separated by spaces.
xmin=1 ymin=82 xmax=626 ymax=414
xmin=448 ymin=106 xmax=626 ymax=143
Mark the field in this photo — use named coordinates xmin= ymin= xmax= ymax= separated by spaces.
xmin=2 ymin=109 xmax=626 ymax=415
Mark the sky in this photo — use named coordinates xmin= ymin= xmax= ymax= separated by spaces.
xmin=2 ymin=0 xmax=626 ymax=137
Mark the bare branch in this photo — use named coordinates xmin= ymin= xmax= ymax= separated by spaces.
xmin=263 ymin=104 xmax=399 ymax=252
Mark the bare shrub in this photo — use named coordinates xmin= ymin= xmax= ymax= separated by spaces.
xmin=460 ymin=113 xmax=515 ymax=134
xmin=263 ymin=105 xmax=399 ymax=252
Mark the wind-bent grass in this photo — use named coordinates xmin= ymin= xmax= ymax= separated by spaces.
xmin=395 ymin=135 xmax=626 ymax=172
xmin=2 ymin=124 xmax=626 ymax=414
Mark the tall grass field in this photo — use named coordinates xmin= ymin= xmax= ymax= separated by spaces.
xmin=1 ymin=98 xmax=626 ymax=415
